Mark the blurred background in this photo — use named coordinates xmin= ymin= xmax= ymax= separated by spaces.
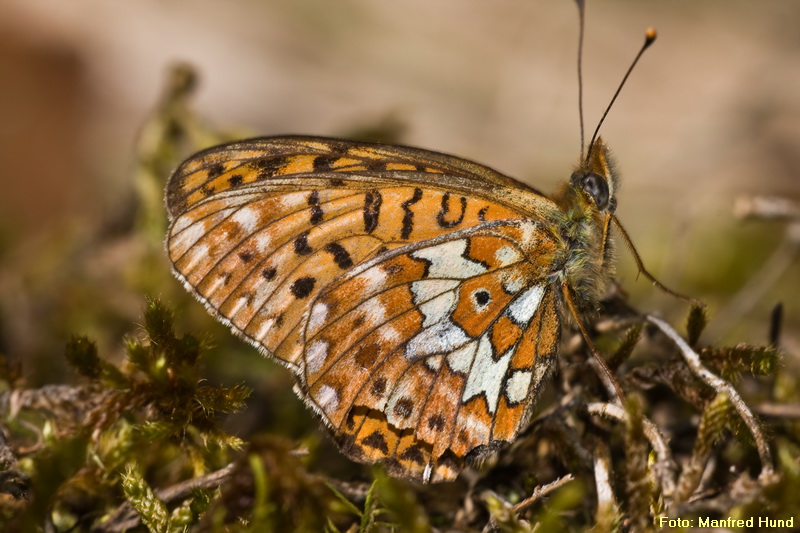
xmin=0 ymin=0 xmax=798 ymax=385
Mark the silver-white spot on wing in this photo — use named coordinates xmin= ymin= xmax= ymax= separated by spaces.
xmin=494 ymin=245 xmax=522 ymax=266
xmin=410 ymin=279 xmax=460 ymax=305
xmin=410 ymin=240 xmax=488 ymax=279
xmin=359 ymin=265 xmax=388 ymax=293
xmin=446 ymin=341 xmax=478 ymax=374
xmin=253 ymin=232 xmax=272 ymax=253
xmin=462 ymin=333 xmax=516 ymax=414
xmin=405 ymin=279 xmax=471 ymax=360
xmin=307 ymin=302 xmax=329 ymax=336
xmin=315 ymin=384 xmax=339 ymax=411
xmin=380 ymin=324 xmax=401 ymax=344
xmin=204 ymin=274 xmax=227 ymax=299
xmin=230 ymin=205 xmax=261 ymax=233
xmin=306 ymin=340 xmax=329 ymax=374
xmin=405 ymin=320 xmax=470 ymax=361
xmin=506 ymin=284 xmax=544 ymax=325
xmin=255 ymin=317 xmax=276 ymax=341
xmin=424 ymin=354 xmax=444 ymax=372
xmin=500 ymin=271 xmax=525 ymax=295
xmin=519 ymin=220 xmax=540 ymax=249
xmin=227 ymin=296 xmax=249 ymax=319
xmin=504 ymin=370 xmax=533 ymax=404
xmin=417 ymin=290 xmax=457 ymax=328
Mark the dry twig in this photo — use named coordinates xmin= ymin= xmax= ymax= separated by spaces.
xmin=646 ymin=315 xmax=774 ymax=479
xmin=587 ymin=402 xmax=678 ymax=506
xmin=511 ymin=473 xmax=575 ymax=515
xmin=95 ymin=463 xmax=236 ymax=532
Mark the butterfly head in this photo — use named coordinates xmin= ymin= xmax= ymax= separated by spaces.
xmin=572 ymin=137 xmax=618 ymax=214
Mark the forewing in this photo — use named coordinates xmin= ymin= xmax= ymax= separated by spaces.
xmin=165 ymin=136 xmax=556 ymax=220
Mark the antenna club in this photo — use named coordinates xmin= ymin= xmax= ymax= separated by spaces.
xmin=584 ymin=24 xmax=657 ymax=165
xmin=644 ymin=28 xmax=657 ymax=46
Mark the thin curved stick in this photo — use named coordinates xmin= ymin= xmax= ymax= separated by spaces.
xmin=592 ymin=439 xmax=618 ymax=526
xmin=511 ymin=473 xmax=575 ymax=514
xmin=587 ymin=402 xmax=677 ymax=504
xmin=646 ymin=315 xmax=774 ymax=479
xmin=96 ymin=463 xmax=237 ymax=532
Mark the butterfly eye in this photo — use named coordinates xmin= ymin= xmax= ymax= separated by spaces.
xmin=580 ymin=173 xmax=610 ymax=210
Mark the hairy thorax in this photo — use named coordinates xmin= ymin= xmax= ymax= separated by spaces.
xmin=549 ymin=182 xmax=615 ymax=316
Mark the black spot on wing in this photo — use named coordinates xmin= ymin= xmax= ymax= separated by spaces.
xmin=242 ymin=291 xmax=255 ymax=306
xmin=382 ymin=263 xmax=404 ymax=276
xmin=363 ymin=190 xmax=382 ymax=233
xmin=228 ymin=175 xmax=243 ymax=187
xmin=393 ymin=397 xmax=414 ymax=419
xmin=362 ymin=431 xmax=389 ymax=454
xmin=312 ymin=154 xmax=340 ymax=171
xmin=308 ymin=190 xmax=323 ymax=225
xmin=399 ymin=444 xmax=425 ymax=465
xmin=252 ymin=158 xmax=287 ymax=180
xmin=294 ymin=231 xmax=313 ymax=255
xmin=238 ymin=250 xmax=254 ymax=263
xmin=365 ymin=158 xmax=387 ymax=172
xmin=261 ymin=267 xmax=277 ymax=280
xmin=437 ymin=450 xmax=462 ymax=472
xmin=473 ymin=289 xmax=491 ymax=306
xmin=324 ymin=242 xmax=353 ymax=269
xmin=436 ymin=192 xmax=467 ymax=228
xmin=205 ymin=163 xmax=225 ymax=181
xmin=400 ymin=187 xmax=423 ymax=240
xmin=344 ymin=410 xmax=356 ymax=431
xmin=427 ymin=414 xmax=445 ymax=431
xmin=290 ymin=277 xmax=316 ymax=298
xmin=371 ymin=377 xmax=387 ymax=397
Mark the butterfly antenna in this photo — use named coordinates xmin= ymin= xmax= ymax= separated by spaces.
xmin=585 ymin=28 xmax=657 ymax=164
xmin=610 ymin=214 xmax=705 ymax=308
xmin=575 ymin=0 xmax=586 ymax=161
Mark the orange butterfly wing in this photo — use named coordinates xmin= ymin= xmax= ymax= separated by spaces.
xmin=166 ymin=136 xmax=563 ymax=482
xmin=303 ymin=229 xmax=561 ymax=482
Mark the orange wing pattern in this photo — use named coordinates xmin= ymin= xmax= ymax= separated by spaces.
xmin=166 ymin=136 xmax=564 ymax=482
xmin=303 ymin=228 xmax=561 ymax=481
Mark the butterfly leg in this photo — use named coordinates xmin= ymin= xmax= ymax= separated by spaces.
xmin=560 ymin=280 xmax=625 ymax=404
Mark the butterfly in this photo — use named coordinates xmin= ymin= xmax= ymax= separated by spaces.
xmin=165 ymin=134 xmax=625 ymax=483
